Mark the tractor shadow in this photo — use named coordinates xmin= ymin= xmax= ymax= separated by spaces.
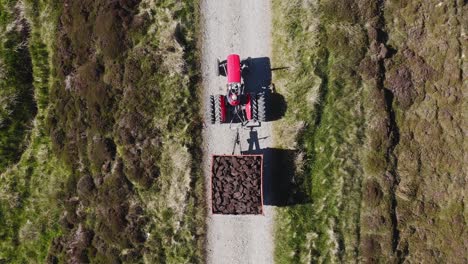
xmin=242 ymin=57 xmax=287 ymax=122
xmin=241 ymin=130 xmax=310 ymax=206
xmin=243 ymin=57 xmax=272 ymax=93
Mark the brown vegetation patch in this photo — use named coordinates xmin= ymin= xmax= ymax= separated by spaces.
xmin=76 ymin=175 xmax=96 ymax=200
xmin=65 ymin=224 xmax=94 ymax=264
xmin=45 ymin=0 xmax=151 ymax=261
xmin=385 ymin=66 xmax=415 ymax=109
xmin=364 ymin=180 xmax=383 ymax=206
xmin=360 ymin=234 xmax=383 ymax=261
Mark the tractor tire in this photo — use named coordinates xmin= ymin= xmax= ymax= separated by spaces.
xmin=209 ymin=95 xmax=216 ymax=124
xmin=256 ymin=93 xmax=267 ymax=122
xmin=251 ymin=93 xmax=259 ymax=121
xmin=214 ymin=95 xmax=224 ymax=123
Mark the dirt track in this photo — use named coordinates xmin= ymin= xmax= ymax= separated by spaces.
xmin=201 ymin=0 xmax=274 ymax=263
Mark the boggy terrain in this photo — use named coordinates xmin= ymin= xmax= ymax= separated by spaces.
xmin=273 ymin=0 xmax=466 ymax=263
xmin=0 ymin=0 xmax=204 ymax=263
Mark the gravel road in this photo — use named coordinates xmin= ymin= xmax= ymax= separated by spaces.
xmin=200 ymin=0 xmax=275 ymax=263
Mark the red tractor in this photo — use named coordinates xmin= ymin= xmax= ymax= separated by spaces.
xmin=209 ymin=54 xmax=267 ymax=125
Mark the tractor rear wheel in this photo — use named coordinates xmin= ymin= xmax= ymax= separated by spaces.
xmin=256 ymin=93 xmax=267 ymax=122
xmin=252 ymin=93 xmax=259 ymax=121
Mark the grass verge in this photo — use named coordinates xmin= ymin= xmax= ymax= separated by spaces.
xmin=46 ymin=0 xmax=205 ymax=262
xmin=272 ymin=1 xmax=367 ymax=262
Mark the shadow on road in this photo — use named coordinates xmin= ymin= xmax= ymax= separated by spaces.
xmin=242 ymin=57 xmax=287 ymax=122
xmin=243 ymin=57 xmax=271 ymax=93
xmin=268 ymin=84 xmax=287 ymax=122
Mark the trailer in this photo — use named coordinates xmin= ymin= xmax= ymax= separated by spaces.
xmin=211 ymin=155 xmax=263 ymax=215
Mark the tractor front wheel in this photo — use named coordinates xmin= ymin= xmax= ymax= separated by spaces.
xmin=209 ymin=95 xmax=216 ymax=124
xmin=213 ymin=95 xmax=225 ymax=123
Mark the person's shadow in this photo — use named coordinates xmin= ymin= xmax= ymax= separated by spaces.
xmin=247 ymin=130 xmax=262 ymax=152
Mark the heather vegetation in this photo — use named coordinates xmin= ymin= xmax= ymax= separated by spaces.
xmin=272 ymin=0 xmax=466 ymax=263
xmin=0 ymin=0 xmax=204 ymax=262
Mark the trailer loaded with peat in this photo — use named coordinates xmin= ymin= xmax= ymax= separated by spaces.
xmin=211 ymin=155 xmax=263 ymax=215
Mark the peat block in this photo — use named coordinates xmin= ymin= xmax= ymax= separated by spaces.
xmin=212 ymin=155 xmax=262 ymax=214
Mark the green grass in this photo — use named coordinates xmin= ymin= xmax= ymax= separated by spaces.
xmin=0 ymin=0 xmax=37 ymax=173
xmin=0 ymin=0 xmax=70 ymax=262
xmin=122 ymin=1 xmax=205 ymax=262
xmin=272 ymin=1 xmax=368 ymax=262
